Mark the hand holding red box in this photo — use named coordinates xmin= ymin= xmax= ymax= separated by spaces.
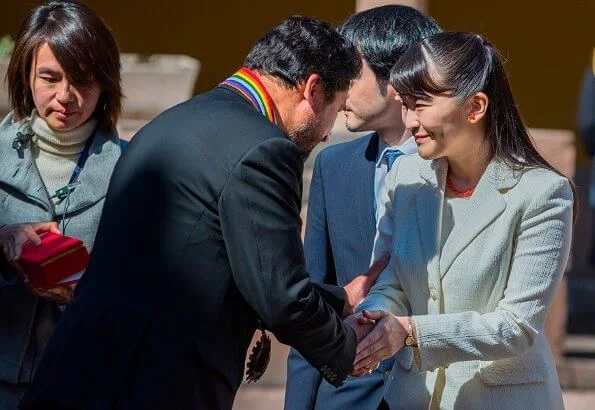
xmin=18 ymin=232 xmax=89 ymax=293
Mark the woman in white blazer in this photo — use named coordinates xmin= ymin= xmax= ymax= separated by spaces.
xmin=350 ymin=32 xmax=575 ymax=409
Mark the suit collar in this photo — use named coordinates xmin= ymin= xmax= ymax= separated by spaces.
xmin=416 ymin=157 xmax=522 ymax=279
xmin=415 ymin=159 xmax=446 ymax=285
xmin=363 ymin=132 xmax=380 ymax=162
xmin=349 ymin=133 xmax=378 ymax=251
xmin=376 ymin=135 xmax=417 ymax=167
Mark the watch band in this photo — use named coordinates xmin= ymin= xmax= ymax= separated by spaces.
xmin=405 ymin=316 xmax=416 ymax=347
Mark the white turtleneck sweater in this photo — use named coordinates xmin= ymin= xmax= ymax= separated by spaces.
xmin=29 ymin=110 xmax=97 ymax=203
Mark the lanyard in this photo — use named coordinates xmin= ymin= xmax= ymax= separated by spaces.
xmin=69 ymin=135 xmax=94 ymax=184
xmin=52 ymin=135 xmax=94 ymax=200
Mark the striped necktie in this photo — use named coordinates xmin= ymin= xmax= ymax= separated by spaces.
xmin=384 ymin=149 xmax=404 ymax=172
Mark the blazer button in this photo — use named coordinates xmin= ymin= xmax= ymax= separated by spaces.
xmin=430 ymin=289 xmax=439 ymax=300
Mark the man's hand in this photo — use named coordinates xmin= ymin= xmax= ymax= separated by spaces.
xmin=343 ymin=313 xmax=374 ymax=342
xmin=342 ymin=254 xmax=389 ymax=317
xmin=351 ymin=310 xmax=408 ymax=377
xmin=0 ymin=222 xmax=60 ymax=262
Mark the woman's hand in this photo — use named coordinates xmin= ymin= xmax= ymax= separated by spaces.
xmin=0 ymin=222 xmax=60 ymax=262
xmin=26 ymin=282 xmax=76 ymax=304
xmin=351 ymin=310 xmax=409 ymax=376
xmin=0 ymin=222 xmax=74 ymax=303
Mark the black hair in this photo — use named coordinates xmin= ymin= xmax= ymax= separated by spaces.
xmin=338 ymin=5 xmax=441 ymax=92
xmin=391 ymin=31 xmax=577 ymax=220
xmin=245 ymin=16 xmax=361 ymax=101
xmin=7 ymin=0 xmax=122 ymax=130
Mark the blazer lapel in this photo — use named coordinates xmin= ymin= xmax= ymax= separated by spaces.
xmin=54 ymin=127 xmax=121 ymax=216
xmin=0 ymin=119 xmax=51 ymax=211
xmin=350 ymin=133 xmax=378 ymax=254
xmin=439 ymin=161 xmax=521 ymax=277
xmin=0 ymin=119 xmax=121 ymax=217
xmin=416 ymin=158 xmax=447 ymax=287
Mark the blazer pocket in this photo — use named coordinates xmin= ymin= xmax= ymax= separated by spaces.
xmin=395 ymin=347 xmax=413 ymax=371
xmin=479 ymin=355 xmax=549 ymax=386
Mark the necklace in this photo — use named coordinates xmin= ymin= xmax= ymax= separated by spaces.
xmin=446 ymin=174 xmax=476 ymax=198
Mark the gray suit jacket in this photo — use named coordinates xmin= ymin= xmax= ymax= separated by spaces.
xmin=286 ymin=134 xmax=396 ymax=410
xmin=359 ymin=155 xmax=573 ymax=409
xmin=0 ymin=113 xmax=122 ymax=384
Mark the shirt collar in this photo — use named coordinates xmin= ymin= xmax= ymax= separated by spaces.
xmin=376 ymin=135 xmax=417 ymax=167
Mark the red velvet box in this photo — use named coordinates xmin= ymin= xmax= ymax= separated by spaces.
xmin=18 ymin=232 xmax=89 ymax=290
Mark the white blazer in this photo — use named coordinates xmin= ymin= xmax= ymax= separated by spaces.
xmin=358 ymin=155 xmax=573 ymax=410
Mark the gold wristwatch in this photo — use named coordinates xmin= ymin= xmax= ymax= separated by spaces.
xmin=405 ymin=317 xmax=416 ymax=347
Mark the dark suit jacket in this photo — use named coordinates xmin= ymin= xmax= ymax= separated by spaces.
xmin=578 ymin=66 xmax=595 ymax=156
xmin=20 ymin=87 xmax=356 ymax=410
xmin=285 ymin=133 xmax=395 ymax=410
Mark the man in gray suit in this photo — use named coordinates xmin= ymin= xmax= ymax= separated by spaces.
xmin=285 ymin=6 xmax=440 ymax=410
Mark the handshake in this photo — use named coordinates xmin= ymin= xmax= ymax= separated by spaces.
xmin=340 ymin=254 xmax=410 ymax=377
xmin=344 ymin=310 xmax=410 ymax=377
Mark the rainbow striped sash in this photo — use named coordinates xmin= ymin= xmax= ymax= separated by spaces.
xmin=219 ymin=67 xmax=278 ymax=125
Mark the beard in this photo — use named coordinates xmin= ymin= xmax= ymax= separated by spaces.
xmin=288 ymin=118 xmax=323 ymax=162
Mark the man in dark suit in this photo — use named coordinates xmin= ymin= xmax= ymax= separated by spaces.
xmin=20 ymin=17 xmax=382 ymax=410
xmin=285 ymin=6 xmax=441 ymax=410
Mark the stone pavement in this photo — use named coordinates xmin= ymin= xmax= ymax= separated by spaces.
xmin=233 ymin=386 xmax=595 ymax=410
xmin=232 ymin=334 xmax=595 ymax=409
xmin=563 ymin=390 xmax=595 ymax=410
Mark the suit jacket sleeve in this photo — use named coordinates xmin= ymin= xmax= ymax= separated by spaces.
xmin=0 ymin=253 xmax=18 ymax=287
xmin=311 ymin=283 xmax=345 ymax=314
xmin=285 ymin=153 xmax=331 ymax=409
xmin=0 ymin=224 xmax=14 ymax=286
xmin=219 ymin=137 xmax=356 ymax=387
xmin=578 ymin=67 xmax=595 ymax=156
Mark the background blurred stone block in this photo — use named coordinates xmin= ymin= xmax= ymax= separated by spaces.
xmin=356 ymin=0 xmax=428 ymax=13
xmin=529 ymin=128 xmax=576 ymax=179
xmin=0 ymin=56 xmax=9 ymax=116
xmin=120 ymin=53 xmax=200 ymax=120
xmin=528 ymin=128 xmax=576 ymax=367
